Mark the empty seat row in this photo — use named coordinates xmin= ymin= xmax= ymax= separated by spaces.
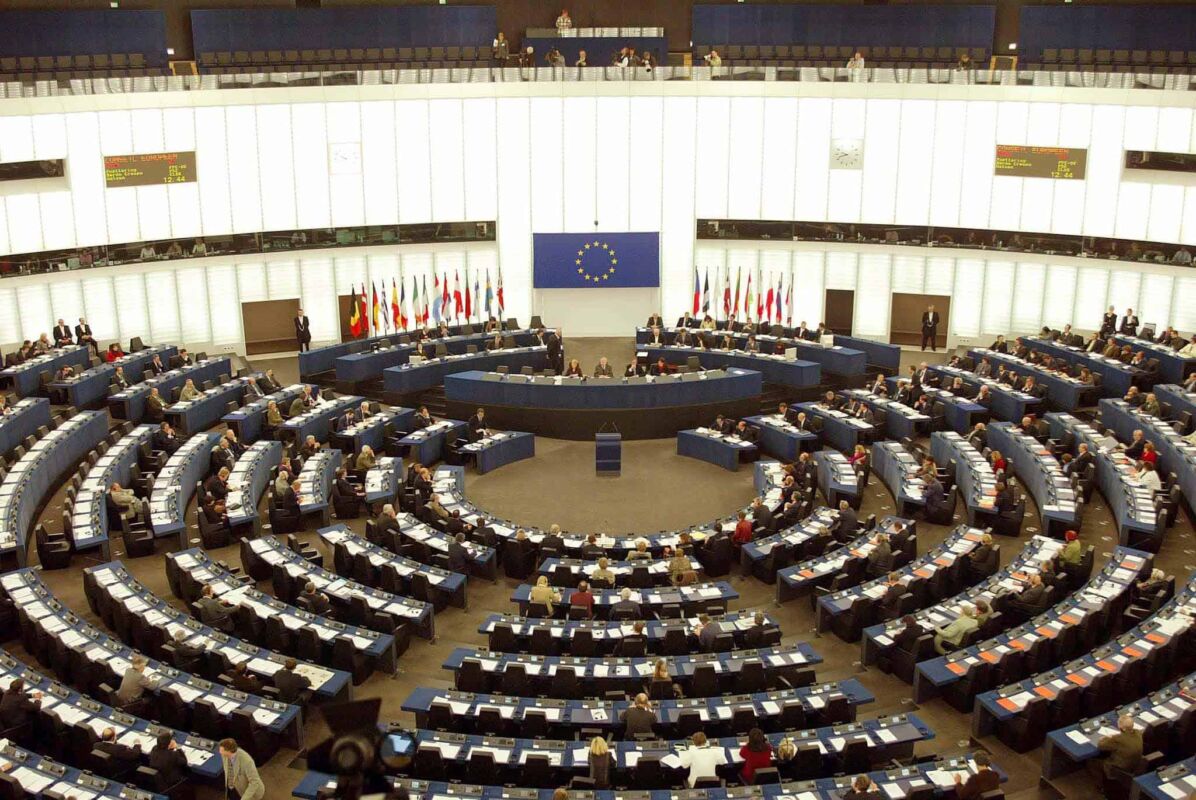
xmin=694 ymin=44 xmax=988 ymax=64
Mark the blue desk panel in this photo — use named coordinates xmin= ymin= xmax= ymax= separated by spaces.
xmin=677 ymin=429 xmax=755 ymax=471
xmin=1154 ymin=383 xmax=1196 ymax=420
xmin=1113 ymin=334 xmax=1196 ymax=384
xmin=636 ymin=328 xmax=858 ymax=378
xmin=984 ymin=421 xmax=1081 ymax=535
xmin=642 ymin=345 xmax=820 ymax=387
xmin=107 ymin=357 xmax=231 ymax=423
xmin=929 ymin=364 xmax=1043 ymax=423
xmin=1026 ymin=337 xmax=1137 ymax=397
xmin=383 ymin=347 xmax=549 ymax=394
xmin=70 ymin=424 xmax=156 ymax=557
xmin=460 ymin=430 xmax=536 ymax=474
xmin=967 ymin=349 xmax=1086 ymax=411
xmin=1099 ymin=398 xmax=1196 ymax=510
xmin=446 ymin=368 xmax=764 ymax=409
xmin=0 ymin=397 xmax=51 ymax=457
xmin=223 ymin=383 xmax=306 ymax=443
xmin=794 ymin=402 xmax=873 ymax=452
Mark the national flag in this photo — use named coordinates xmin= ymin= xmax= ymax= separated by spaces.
xmin=348 ymin=283 xmax=363 ymax=337
xmin=733 ymin=268 xmax=741 ymax=316
xmin=358 ymin=284 xmax=369 ymax=336
xmin=755 ymin=268 xmax=764 ymax=320
xmin=411 ymin=277 xmax=421 ymax=326
xmin=453 ymin=271 xmax=464 ymax=319
xmin=702 ymin=268 xmax=710 ymax=314
xmin=723 ymin=267 xmax=731 ymax=317
xmin=785 ymin=276 xmax=794 ymax=326
xmin=692 ymin=267 xmax=701 ymax=316
xmin=391 ymin=278 xmax=402 ymax=329
xmin=442 ymin=273 xmax=451 ymax=319
xmin=775 ymin=273 xmax=783 ymax=323
xmin=765 ymin=276 xmax=775 ymax=323
xmin=745 ymin=271 xmax=753 ymax=321
xmin=432 ymin=274 xmax=443 ymax=323
xmin=465 ymin=272 xmax=473 ymax=320
xmin=496 ymin=266 xmax=505 ymax=314
xmin=371 ymin=282 xmax=382 ymax=331
xmin=484 ymin=270 xmax=494 ymax=316
xmin=472 ymin=271 xmax=480 ymax=320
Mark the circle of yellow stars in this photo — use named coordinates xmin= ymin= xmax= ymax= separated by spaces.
xmin=575 ymin=241 xmax=618 ymax=283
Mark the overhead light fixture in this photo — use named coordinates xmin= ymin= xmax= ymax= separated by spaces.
xmin=1008 ymin=43 xmax=1018 ymax=51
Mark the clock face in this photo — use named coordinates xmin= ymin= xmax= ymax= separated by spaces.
xmin=830 ymin=138 xmax=864 ymax=170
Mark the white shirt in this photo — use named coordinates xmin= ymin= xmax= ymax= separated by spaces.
xmin=1179 ymin=342 xmax=1196 ymax=357
xmin=677 ymin=744 xmax=727 ymax=787
xmin=1137 ymin=470 xmax=1162 ymax=491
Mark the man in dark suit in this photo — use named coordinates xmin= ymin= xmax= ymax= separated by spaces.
xmin=210 ymin=440 xmax=235 ymax=475
xmin=467 ymin=408 xmax=489 ymax=442
xmin=750 ymin=497 xmax=773 ymax=532
xmin=836 ymin=500 xmax=859 ymax=541
xmin=96 ymin=727 xmax=142 ymax=772
xmin=1022 ymin=376 xmax=1046 ymax=399
xmin=731 ymin=420 xmax=757 ymax=443
xmin=153 ymin=422 xmax=180 ymax=455
xmin=53 ymin=318 xmax=73 ymax=347
xmin=1067 ymin=443 xmax=1094 ymax=477
xmin=75 ymin=317 xmax=98 ymax=355
xmin=374 ymin=504 xmax=402 ymax=539
xmin=1120 ymin=308 xmax=1139 ymax=337
xmin=148 ymin=732 xmax=188 ymax=787
xmin=954 ymin=751 xmax=1000 ymax=799
xmin=195 ymin=585 xmax=234 ymax=632
xmin=925 ymin=476 xmax=949 ymax=519
xmin=646 ymin=313 xmax=663 ymax=328
xmin=275 ymin=479 xmax=303 ymax=526
xmin=878 ymin=572 xmax=905 ymax=620
xmin=472 ymin=516 xmax=497 ymax=548
xmin=920 ymin=304 xmax=940 ymax=351
xmin=259 ymin=370 xmax=280 ymax=393
xmin=203 ymin=468 xmax=230 ymax=502
xmin=610 ymin=587 xmax=641 ymax=619
xmin=447 ymin=532 xmax=470 ymax=573
xmin=0 ymin=677 xmax=41 ymax=728
xmin=892 ymin=615 xmax=927 ymax=653
xmin=966 ymin=423 xmax=987 ymax=451
xmin=146 ymin=354 xmax=166 ymax=376
xmin=411 ymin=406 xmax=434 ymax=430
xmin=544 ymin=328 xmax=563 ymax=374
xmin=299 ymin=582 xmax=332 ymax=616
xmin=893 ymin=381 xmax=913 ymax=405
xmin=1008 ymin=574 xmax=1048 ymax=617
xmin=273 ymin=658 xmax=312 ymax=704
xmin=540 ymin=524 xmax=565 ymax=553
xmin=294 ymin=308 xmax=312 ymax=352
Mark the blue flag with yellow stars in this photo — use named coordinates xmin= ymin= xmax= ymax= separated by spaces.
xmin=533 ymin=232 xmax=660 ymax=288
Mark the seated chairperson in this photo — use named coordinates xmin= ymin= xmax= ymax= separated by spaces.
xmin=96 ymin=727 xmax=141 ymax=771
xmin=624 ymin=361 xmax=645 ymax=377
xmin=1060 ymin=529 xmax=1083 ymax=565
xmin=354 ymin=445 xmax=376 ymax=471
xmin=195 ymin=585 xmax=234 ymax=632
xmin=933 ymin=604 xmax=978 ymax=654
xmin=563 ymin=358 xmax=584 ymax=377
xmin=593 ymin=357 xmax=614 ymax=377
xmin=105 ymin=342 xmax=126 ymax=362
xmin=649 ymin=357 xmax=672 ymax=376
xmin=411 ymin=406 xmax=434 ymax=430
xmin=645 ymin=312 xmax=663 ymax=328
xmin=699 ymin=314 xmax=717 ymax=330
xmin=646 ymin=326 xmax=665 ymax=345
xmin=731 ymin=420 xmax=757 ymax=443
xmin=674 ymin=327 xmax=694 ymax=347
xmin=530 ymin=575 xmax=562 ymax=615
xmin=611 ymin=587 xmax=642 ymax=619
xmin=739 ymin=728 xmax=773 ymax=785
xmin=621 ymin=693 xmax=656 ymax=738
xmin=0 ymin=677 xmax=42 ymax=728
xmin=677 ymin=732 xmax=727 ymax=788
xmin=149 ymin=732 xmax=188 ymax=787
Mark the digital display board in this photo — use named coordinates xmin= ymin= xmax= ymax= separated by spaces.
xmin=104 ymin=151 xmax=197 ymax=187
xmin=994 ymin=145 xmax=1086 ymax=180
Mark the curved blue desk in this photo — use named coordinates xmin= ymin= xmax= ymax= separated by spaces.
xmin=383 ymin=347 xmax=548 ymax=395
xmin=642 ymin=345 xmax=821 ymax=387
xmin=444 ymin=368 xmax=764 ymax=440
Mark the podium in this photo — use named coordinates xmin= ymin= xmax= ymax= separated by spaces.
xmin=595 ymin=431 xmax=621 ymax=476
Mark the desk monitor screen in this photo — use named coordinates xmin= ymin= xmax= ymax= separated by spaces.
xmin=994 ymin=145 xmax=1087 ymax=179
xmin=104 ymin=151 xmax=198 ymax=187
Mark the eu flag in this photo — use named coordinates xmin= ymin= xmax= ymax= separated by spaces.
xmin=533 ymin=232 xmax=660 ymax=289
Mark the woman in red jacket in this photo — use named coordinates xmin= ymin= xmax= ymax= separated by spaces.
xmin=739 ymin=727 xmax=772 ymax=784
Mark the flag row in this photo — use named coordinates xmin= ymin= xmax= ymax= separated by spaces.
xmin=348 ymin=268 xmax=505 ymax=337
xmin=692 ymin=265 xmax=795 ymax=326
